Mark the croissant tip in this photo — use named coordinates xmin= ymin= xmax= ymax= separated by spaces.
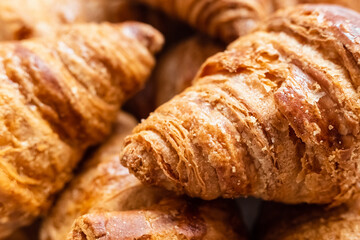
xmin=120 ymin=138 xmax=153 ymax=182
xmin=120 ymin=135 xmax=182 ymax=193
xmin=121 ymin=21 xmax=164 ymax=54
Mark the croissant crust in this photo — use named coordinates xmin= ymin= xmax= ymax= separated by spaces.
xmin=0 ymin=22 xmax=163 ymax=238
xmin=121 ymin=5 xmax=360 ymax=205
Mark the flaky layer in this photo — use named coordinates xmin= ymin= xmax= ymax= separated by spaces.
xmin=0 ymin=22 xmax=163 ymax=238
xmin=121 ymin=5 xmax=360 ymax=205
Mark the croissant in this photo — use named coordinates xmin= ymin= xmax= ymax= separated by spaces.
xmin=0 ymin=22 xmax=163 ymax=238
xmin=41 ymin=112 xmax=246 ymax=240
xmin=135 ymin=0 xmax=273 ymax=43
xmin=155 ymin=35 xmax=224 ymax=106
xmin=255 ymin=200 xmax=360 ymax=240
xmin=121 ymin=4 xmax=360 ymax=205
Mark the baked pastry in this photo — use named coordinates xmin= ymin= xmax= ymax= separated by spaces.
xmin=41 ymin=112 xmax=247 ymax=240
xmin=121 ymin=4 xmax=360 ymax=205
xmin=0 ymin=22 xmax=163 ymax=238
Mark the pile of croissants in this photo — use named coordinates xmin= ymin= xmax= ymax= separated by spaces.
xmin=1 ymin=0 xmax=360 ymax=239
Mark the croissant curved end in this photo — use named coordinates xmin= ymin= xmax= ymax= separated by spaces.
xmin=120 ymin=135 xmax=184 ymax=195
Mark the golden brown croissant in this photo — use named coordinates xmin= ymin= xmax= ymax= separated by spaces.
xmin=41 ymin=112 xmax=247 ymax=240
xmin=0 ymin=22 xmax=163 ymax=238
xmin=136 ymin=0 xmax=274 ymax=43
xmin=155 ymin=35 xmax=224 ymax=106
xmin=121 ymin=4 xmax=360 ymax=205
xmin=255 ymin=200 xmax=360 ymax=240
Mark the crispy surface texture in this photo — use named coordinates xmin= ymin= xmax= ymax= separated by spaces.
xmin=121 ymin=4 xmax=360 ymax=205
xmin=256 ymin=200 xmax=360 ymax=240
xmin=0 ymin=22 xmax=163 ymax=238
xmin=136 ymin=0 xmax=274 ymax=43
xmin=41 ymin=112 xmax=246 ymax=240
xmin=155 ymin=35 xmax=224 ymax=106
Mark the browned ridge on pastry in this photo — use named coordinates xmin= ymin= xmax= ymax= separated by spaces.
xmin=256 ymin=200 xmax=360 ymax=240
xmin=0 ymin=22 xmax=163 ymax=238
xmin=121 ymin=4 xmax=360 ymax=205
xmin=136 ymin=0 xmax=274 ymax=43
xmin=41 ymin=112 xmax=246 ymax=240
